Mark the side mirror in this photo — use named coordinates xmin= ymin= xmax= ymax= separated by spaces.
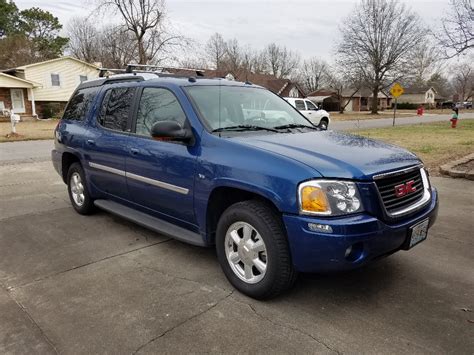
xmin=151 ymin=121 xmax=192 ymax=143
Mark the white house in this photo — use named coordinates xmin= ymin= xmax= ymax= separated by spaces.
xmin=1 ymin=56 xmax=100 ymax=119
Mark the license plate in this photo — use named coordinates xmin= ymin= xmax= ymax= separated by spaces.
xmin=408 ymin=219 xmax=429 ymax=249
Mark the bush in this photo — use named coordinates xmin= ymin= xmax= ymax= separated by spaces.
xmin=395 ymin=102 xmax=419 ymax=109
xmin=41 ymin=102 xmax=64 ymax=119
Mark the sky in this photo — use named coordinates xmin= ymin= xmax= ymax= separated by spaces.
xmin=15 ymin=0 xmax=448 ymax=62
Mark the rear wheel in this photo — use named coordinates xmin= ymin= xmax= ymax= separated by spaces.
xmin=67 ymin=163 xmax=95 ymax=215
xmin=216 ymin=200 xmax=297 ymax=299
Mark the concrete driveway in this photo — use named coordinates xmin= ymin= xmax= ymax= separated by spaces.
xmin=0 ymin=143 xmax=473 ymax=354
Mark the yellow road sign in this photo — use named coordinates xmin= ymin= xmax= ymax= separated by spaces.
xmin=390 ymin=83 xmax=404 ymax=98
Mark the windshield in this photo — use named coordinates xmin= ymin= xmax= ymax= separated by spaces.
xmin=184 ymin=86 xmax=314 ymax=132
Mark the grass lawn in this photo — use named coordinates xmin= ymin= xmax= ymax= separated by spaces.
xmin=331 ymin=108 xmax=474 ymax=121
xmin=0 ymin=120 xmax=57 ymax=143
xmin=349 ymin=120 xmax=474 ymax=175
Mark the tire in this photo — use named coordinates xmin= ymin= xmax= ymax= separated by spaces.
xmin=319 ymin=119 xmax=329 ymax=130
xmin=67 ymin=162 xmax=95 ymax=215
xmin=216 ymin=200 xmax=297 ymax=299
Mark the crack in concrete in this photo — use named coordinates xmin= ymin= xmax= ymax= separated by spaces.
xmin=132 ymin=291 xmax=234 ymax=355
xmin=233 ymin=298 xmax=342 ymax=355
xmin=0 ymin=281 xmax=59 ymax=354
xmin=141 ymin=265 xmax=231 ymax=294
xmin=11 ymin=239 xmax=173 ymax=290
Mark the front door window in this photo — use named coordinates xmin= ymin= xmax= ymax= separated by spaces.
xmin=11 ymin=89 xmax=25 ymax=113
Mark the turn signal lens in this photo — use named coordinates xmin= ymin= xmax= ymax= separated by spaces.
xmin=300 ymin=186 xmax=331 ymax=214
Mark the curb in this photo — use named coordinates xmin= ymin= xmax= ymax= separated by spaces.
xmin=440 ymin=153 xmax=474 ymax=180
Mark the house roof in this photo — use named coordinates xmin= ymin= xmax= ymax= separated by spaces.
xmin=0 ymin=73 xmax=42 ymax=88
xmin=4 ymin=56 xmax=100 ymax=72
xmin=403 ymin=86 xmax=437 ymax=95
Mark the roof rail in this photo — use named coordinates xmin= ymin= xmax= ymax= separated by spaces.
xmin=125 ymin=64 xmax=205 ymax=77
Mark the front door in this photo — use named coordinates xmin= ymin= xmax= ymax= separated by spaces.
xmin=126 ymin=87 xmax=198 ymax=230
xmin=10 ymin=89 xmax=25 ymax=113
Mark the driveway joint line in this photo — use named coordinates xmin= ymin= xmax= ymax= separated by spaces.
xmin=132 ymin=290 xmax=234 ymax=354
xmin=0 ymin=281 xmax=59 ymax=354
xmin=11 ymin=238 xmax=173 ymax=290
xmin=233 ymin=297 xmax=342 ymax=355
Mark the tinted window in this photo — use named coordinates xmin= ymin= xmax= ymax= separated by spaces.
xmin=99 ymin=87 xmax=135 ymax=131
xmin=135 ymin=88 xmax=186 ymax=136
xmin=295 ymin=100 xmax=306 ymax=110
xmin=306 ymin=100 xmax=318 ymax=110
xmin=62 ymin=87 xmax=97 ymax=121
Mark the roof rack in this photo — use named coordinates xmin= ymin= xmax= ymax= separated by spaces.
xmin=98 ymin=64 xmax=205 ymax=78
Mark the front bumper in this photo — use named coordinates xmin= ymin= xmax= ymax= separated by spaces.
xmin=283 ymin=188 xmax=438 ymax=273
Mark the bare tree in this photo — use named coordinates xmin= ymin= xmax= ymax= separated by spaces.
xmin=438 ymin=0 xmax=473 ymax=58
xmin=97 ymin=0 xmax=183 ymax=64
xmin=451 ymin=59 xmax=474 ymax=101
xmin=225 ymin=38 xmax=242 ymax=72
xmin=206 ymin=32 xmax=227 ymax=70
xmin=264 ymin=43 xmax=300 ymax=78
xmin=67 ymin=17 xmax=100 ymax=63
xmin=410 ymin=41 xmax=444 ymax=85
xmin=100 ymin=25 xmax=138 ymax=68
xmin=336 ymin=0 xmax=426 ymax=113
xmin=297 ymin=58 xmax=331 ymax=93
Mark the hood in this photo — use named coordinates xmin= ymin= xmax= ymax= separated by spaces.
xmin=233 ymin=130 xmax=420 ymax=180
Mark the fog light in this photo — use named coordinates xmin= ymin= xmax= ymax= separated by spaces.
xmin=344 ymin=245 xmax=353 ymax=257
xmin=344 ymin=242 xmax=364 ymax=262
xmin=307 ymin=223 xmax=333 ymax=233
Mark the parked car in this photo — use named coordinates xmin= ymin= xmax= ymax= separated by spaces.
xmin=52 ymin=70 xmax=438 ymax=299
xmin=455 ymin=101 xmax=473 ymax=109
xmin=284 ymin=97 xmax=331 ymax=129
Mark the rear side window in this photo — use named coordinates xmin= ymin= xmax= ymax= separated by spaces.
xmin=62 ymin=87 xmax=97 ymax=121
xmin=295 ymin=100 xmax=306 ymax=110
xmin=98 ymin=87 xmax=135 ymax=131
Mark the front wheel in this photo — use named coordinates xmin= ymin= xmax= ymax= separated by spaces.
xmin=216 ymin=200 xmax=297 ymax=299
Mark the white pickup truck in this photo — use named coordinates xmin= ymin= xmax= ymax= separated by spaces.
xmin=284 ymin=97 xmax=331 ymax=130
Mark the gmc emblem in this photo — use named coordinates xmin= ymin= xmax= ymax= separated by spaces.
xmin=394 ymin=180 xmax=417 ymax=197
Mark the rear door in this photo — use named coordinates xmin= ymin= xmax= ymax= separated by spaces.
xmin=83 ymin=86 xmax=136 ymax=201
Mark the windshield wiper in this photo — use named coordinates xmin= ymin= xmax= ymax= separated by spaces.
xmin=273 ymin=123 xmax=318 ymax=130
xmin=212 ymin=125 xmax=280 ymax=133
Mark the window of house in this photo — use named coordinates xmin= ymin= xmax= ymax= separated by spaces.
xmin=135 ymin=88 xmax=186 ymax=137
xmin=295 ymin=100 xmax=306 ymax=110
xmin=79 ymin=75 xmax=88 ymax=83
xmin=62 ymin=87 xmax=97 ymax=121
xmin=51 ymin=74 xmax=60 ymax=86
xmin=98 ymin=87 xmax=135 ymax=131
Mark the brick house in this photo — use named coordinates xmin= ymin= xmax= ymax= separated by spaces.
xmin=307 ymin=88 xmax=392 ymax=112
xmin=1 ymin=56 xmax=100 ymax=120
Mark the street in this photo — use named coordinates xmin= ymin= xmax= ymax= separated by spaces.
xmin=0 ymin=141 xmax=473 ymax=354
xmin=330 ymin=112 xmax=474 ymax=130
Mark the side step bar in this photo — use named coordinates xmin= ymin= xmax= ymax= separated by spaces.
xmin=94 ymin=199 xmax=207 ymax=247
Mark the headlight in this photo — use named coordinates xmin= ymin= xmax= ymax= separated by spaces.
xmin=298 ymin=180 xmax=363 ymax=216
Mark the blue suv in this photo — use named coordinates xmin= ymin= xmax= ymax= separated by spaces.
xmin=52 ymin=69 xmax=438 ymax=299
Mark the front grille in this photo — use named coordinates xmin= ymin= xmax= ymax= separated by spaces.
xmin=375 ymin=168 xmax=424 ymax=215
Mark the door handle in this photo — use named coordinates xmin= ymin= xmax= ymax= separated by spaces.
xmin=86 ymin=139 xmax=95 ymax=146
xmin=130 ymin=148 xmax=139 ymax=155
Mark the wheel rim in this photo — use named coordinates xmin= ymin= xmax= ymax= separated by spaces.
xmin=70 ymin=172 xmax=85 ymax=207
xmin=224 ymin=222 xmax=268 ymax=284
